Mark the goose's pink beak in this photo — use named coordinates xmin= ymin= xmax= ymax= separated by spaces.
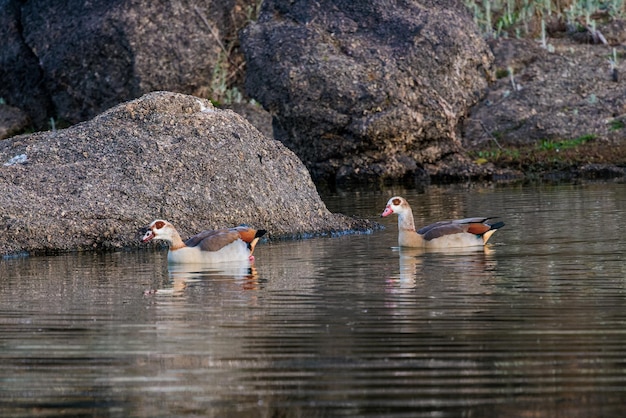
xmin=381 ymin=206 xmax=393 ymax=217
xmin=141 ymin=230 xmax=154 ymax=243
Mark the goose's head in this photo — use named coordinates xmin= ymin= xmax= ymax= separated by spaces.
xmin=381 ymin=196 xmax=410 ymax=217
xmin=141 ymin=219 xmax=176 ymax=243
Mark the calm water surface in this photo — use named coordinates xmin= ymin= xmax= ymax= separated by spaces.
xmin=2 ymin=182 xmax=626 ymax=417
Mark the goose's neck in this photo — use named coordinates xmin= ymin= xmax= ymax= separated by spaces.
xmin=168 ymin=229 xmax=187 ymax=250
xmin=398 ymin=210 xmax=416 ymax=232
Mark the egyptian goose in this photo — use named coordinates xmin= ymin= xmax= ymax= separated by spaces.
xmin=381 ymin=196 xmax=504 ymax=248
xmin=141 ymin=220 xmax=266 ymax=264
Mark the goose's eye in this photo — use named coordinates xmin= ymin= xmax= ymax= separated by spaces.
xmin=155 ymin=221 xmax=166 ymax=229
xmin=392 ymin=198 xmax=401 ymax=205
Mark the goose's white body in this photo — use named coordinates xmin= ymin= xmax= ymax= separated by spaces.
xmin=381 ymin=196 xmax=504 ymax=249
xmin=141 ymin=220 xmax=266 ymax=264
xmin=165 ymin=239 xmax=252 ymax=264
xmin=406 ymin=230 xmax=488 ymax=249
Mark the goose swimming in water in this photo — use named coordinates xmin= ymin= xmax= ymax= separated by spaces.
xmin=381 ymin=196 xmax=504 ymax=248
xmin=141 ymin=219 xmax=266 ymax=263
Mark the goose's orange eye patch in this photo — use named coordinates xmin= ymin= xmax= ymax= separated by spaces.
xmin=392 ymin=198 xmax=401 ymax=205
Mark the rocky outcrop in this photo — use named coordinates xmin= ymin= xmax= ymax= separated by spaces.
xmin=0 ymin=92 xmax=375 ymax=257
xmin=463 ymin=37 xmax=626 ymax=149
xmin=241 ymin=0 xmax=494 ymax=185
xmin=0 ymin=0 xmax=241 ymax=129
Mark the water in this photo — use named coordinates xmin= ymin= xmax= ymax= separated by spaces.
xmin=2 ymin=182 xmax=626 ymax=417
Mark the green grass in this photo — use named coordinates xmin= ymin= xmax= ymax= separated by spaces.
xmin=465 ymin=0 xmax=626 ymax=38
xmin=470 ymin=133 xmax=600 ymax=169
xmin=609 ymin=119 xmax=625 ymax=130
xmin=538 ymin=134 xmax=596 ymax=151
xmin=495 ymin=68 xmax=511 ymax=78
xmin=474 ymin=148 xmax=521 ymax=161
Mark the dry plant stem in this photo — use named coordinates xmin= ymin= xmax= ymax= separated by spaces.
xmin=475 ymin=119 xmax=503 ymax=149
xmin=194 ymin=6 xmax=238 ymax=68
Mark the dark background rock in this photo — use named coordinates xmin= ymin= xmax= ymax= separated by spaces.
xmin=2 ymin=0 xmax=624 ymax=186
xmin=0 ymin=0 xmax=239 ymax=129
xmin=240 ymin=0 xmax=494 ymax=185
xmin=0 ymin=0 xmax=54 ymax=128
xmin=0 ymin=92 xmax=375 ymax=256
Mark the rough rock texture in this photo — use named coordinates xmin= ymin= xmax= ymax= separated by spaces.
xmin=225 ymin=102 xmax=274 ymax=140
xmin=463 ymin=37 xmax=626 ymax=148
xmin=0 ymin=92 xmax=375 ymax=256
xmin=0 ymin=104 xmax=30 ymax=140
xmin=0 ymin=0 xmax=236 ymax=129
xmin=241 ymin=0 xmax=494 ymax=185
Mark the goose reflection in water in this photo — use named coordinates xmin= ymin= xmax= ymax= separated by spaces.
xmin=144 ymin=260 xmax=261 ymax=296
xmin=386 ymin=245 xmax=499 ymax=292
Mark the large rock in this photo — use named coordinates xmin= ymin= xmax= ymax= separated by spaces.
xmin=0 ymin=0 xmax=240 ymax=129
xmin=241 ymin=0 xmax=494 ymax=185
xmin=463 ymin=37 xmax=626 ymax=148
xmin=0 ymin=92 xmax=375 ymax=256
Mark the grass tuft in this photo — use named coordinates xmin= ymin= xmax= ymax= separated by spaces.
xmin=609 ymin=119 xmax=625 ymax=130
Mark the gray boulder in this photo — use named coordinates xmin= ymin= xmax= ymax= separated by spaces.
xmin=0 ymin=91 xmax=375 ymax=256
xmin=241 ymin=0 xmax=494 ymax=185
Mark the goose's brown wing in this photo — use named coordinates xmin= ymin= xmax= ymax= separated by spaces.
xmin=185 ymin=228 xmax=241 ymax=252
xmin=419 ymin=218 xmax=498 ymax=241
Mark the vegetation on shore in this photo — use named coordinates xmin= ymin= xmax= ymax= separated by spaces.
xmin=201 ymin=0 xmax=263 ymax=106
xmin=468 ymin=133 xmax=626 ymax=174
xmin=465 ymin=0 xmax=625 ymax=39
xmin=463 ymin=0 xmax=626 ymax=176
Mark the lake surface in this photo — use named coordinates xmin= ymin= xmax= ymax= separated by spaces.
xmin=2 ymin=182 xmax=626 ymax=417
